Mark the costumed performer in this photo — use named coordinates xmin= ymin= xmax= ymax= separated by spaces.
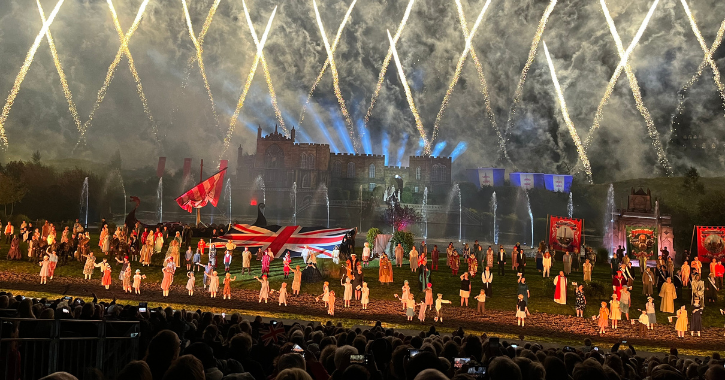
xmin=516 ymin=294 xmax=530 ymax=326
xmin=553 ymin=271 xmax=567 ymax=305
xmin=133 ymin=269 xmax=146 ymax=294
xmin=223 ymin=272 xmax=237 ymax=300
xmin=208 ymin=271 xmax=220 ymax=298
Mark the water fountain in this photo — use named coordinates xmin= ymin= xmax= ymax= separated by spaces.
xmin=490 ymin=191 xmax=498 ymax=245
xmin=252 ymin=175 xmax=266 ymax=204
xmin=422 ymin=187 xmax=428 ymax=239
xmin=359 ymin=184 xmax=363 ymax=232
xmin=79 ymin=177 xmax=89 ymax=228
xmin=447 ymin=184 xmax=462 ymax=242
xmin=567 ymin=192 xmax=573 ymax=218
xmin=156 ymin=177 xmax=163 ymax=224
xmin=292 ymin=182 xmax=297 ymax=225
xmin=225 ymin=178 xmax=232 ymax=226
xmin=325 ymin=185 xmax=330 ymax=228
xmin=524 ymin=190 xmax=533 ymax=248
xmin=604 ymin=184 xmax=616 ymax=255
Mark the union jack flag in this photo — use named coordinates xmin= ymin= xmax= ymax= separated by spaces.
xmin=260 ymin=323 xmax=286 ymax=344
xmin=213 ymin=224 xmax=351 ymax=258
xmin=175 ymin=168 xmax=227 ymax=213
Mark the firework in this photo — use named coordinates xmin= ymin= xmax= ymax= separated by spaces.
xmin=37 ymin=0 xmax=81 ymax=135
xmin=362 ymin=0 xmax=415 ymax=129
xmin=542 ymin=42 xmax=592 ymax=183
xmin=0 ymin=0 xmax=65 ymax=149
xmin=503 ymin=0 xmax=557 ymax=159
xmin=679 ymin=0 xmax=725 ymax=108
xmin=242 ymin=0 xmax=286 ymax=135
xmin=298 ymin=0 xmax=358 ymax=126
xmin=76 ymin=0 xmax=150 ymax=150
xmin=583 ymin=0 xmax=659 ymax=151
xmin=182 ymin=0 xmax=219 ymax=128
xmin=599 ymin=0 xmax=671 ymax=175
xmin=108 ymin=0 xmax=159 ymax=148
xmin=432 ymin=0 xmax=491 ymax=142
xmin=221 ymin=6 xmax=277 ymax=159
xmin=387 ymin=30 xmax=430 ymax=155
xmin=313 ymin=0 xmax=359 ymax=152
xmin=182 ymin=0 xmax=221 ymax=88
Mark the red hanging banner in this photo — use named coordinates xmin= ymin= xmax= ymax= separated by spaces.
xmin=696 ymin=226 xmax=725 ymax=263
xmin=549 ymin=216 xmax=583 ymax=252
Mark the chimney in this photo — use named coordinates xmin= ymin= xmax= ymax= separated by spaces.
xmin=291 ymin=126 xmax=296 ymax=142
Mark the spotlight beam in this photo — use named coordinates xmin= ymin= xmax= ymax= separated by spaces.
xmin=182 ymin=0 xmax=219 ymax=128
xmin=75 ymin=0 xmax=150 ymax=150
xmin=37 ymin=0 xmax=81 ymax=135
xmin=221 ymin=6 xmax=277 ymax=159
xmin=583 ymin=0 xmax=659 ymax=151
xmin=0 ymin=0 xmax=65 ymax=149
xmin=242 ymin=0 xmax=286 ymax=135
xmin=362 ymin=0 xmax=415 ymax=129
xmin=542 ymin=42 xmax=592 ymax=183
xmin=503 ymin=0 xmax=557 ymax=162
xmin=599 ymin=0 xmax=671 ymax=175
xmin=387 ymin=30 xmax=430 ymax=155
xmin=432 ymin=0 xmax=491 ymax=142
xmin=313 ymin=0 xmax=359 ymax=153
xmin=299 ymin=0 xmax=358 ymax=126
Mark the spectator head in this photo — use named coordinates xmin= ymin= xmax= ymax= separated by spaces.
xmin=344 ymin=364 xmax=371 ymax=380
xmin=18 ymin=298 xmax=35 ymax=318
xmin=543 ymin=356 xmax=567 ymax=380
xmin=144 ymin=330 xmax=181 ymax=380
xmin=406 ymin=350 xmax=442 ymax=380
xmin=414 ymin=369 xmax=448 ymax=380
xmin=572 ymin=359 xmax=608 ymax=380
xmin=184 ymin=342 xmax=217 ymax=370
xmin=276 ymin=353 xmax=306 ymax=372
xmin=161 ymin=354 xmax=204 ymax=380
xmin=514 ymin=357 xmax=545 ymax=380
xmin=0 ymin=295 xmax=9 ymax=309
xmin=229 ymin=333 xmax=253 ymax=359
xmin=334 ymin=345 xmax=358 ymax=371
xmin=489 ymin=356 xmax=522 ymax=380
xmin=276 ymin=368 xmax=313 ymax=380
xmin=38 ymin=372 xmax=78 ymax=380
xmin=39 ymin=308 xmax=54 ymax=320
xmin=705 ymin=365 xmax=725 ymax=380
xmin=117 ymin=360 xmax=152 ymax=380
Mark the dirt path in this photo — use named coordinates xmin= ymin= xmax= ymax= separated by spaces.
xmin=2 ymin=270 xmax=724 ymax=351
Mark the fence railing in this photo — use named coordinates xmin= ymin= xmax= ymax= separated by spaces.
xmin=0 ymin=318 xmax=140 ymax=380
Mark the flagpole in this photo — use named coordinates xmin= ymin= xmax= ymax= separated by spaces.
xmin=197 ymin=159 xmax=203 ymax=226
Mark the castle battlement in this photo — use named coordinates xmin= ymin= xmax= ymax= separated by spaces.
xmin=295 ymin=143 xmax=328 ymax=147
xmin=330 ymin=152 xmax=384 ymax=158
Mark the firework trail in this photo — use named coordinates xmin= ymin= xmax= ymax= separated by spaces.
xmin=543 ymin=42 xmax=592 ymax=183
xmin=362 ymin=0 xmax=415 ymax=129
xmin=502 ymin=0 xmax=557 ymax=161
xmin=0 ymin=0 xmax=65 ymax=149
xmin=182 ymin=0 xmax=219 ymax=129
xmin=221 ymin=6 xmax=277 ymax=159
xmin=451 ymin=0 xmax=506 ymax=165
xmin=432 ymin=0 xmax=491 ymax=143
xmin=107 ymin=0 xmax=159 ymax=149
xmin=387 ymin=30 xmax=430 ymax=155
xmin=75 ymin=0 xmax=150 ymax=150
xmin=313 ymin=0 xmax=359 ymax=153
xmin=181 ymin=0 xmax=221 ymax=90
xmin=600 ymin=0 xmax=671 ymax=175
xmin=298 ymin=0 xmax=358 ymax=126
xmin=37 ymin=0 xmax=81 ymax=135
xmin=583 ymin=0 xmax=659 ymax=150
xmin=679 ymin=0 xmax=725 ymax=108
xmin=242 ymin=0 xmax=286 ymax=135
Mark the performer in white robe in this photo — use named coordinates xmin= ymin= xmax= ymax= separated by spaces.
xmin=554 ymin=271 xmax=567 ymax=305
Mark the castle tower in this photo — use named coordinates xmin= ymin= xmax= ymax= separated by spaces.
xmin=291 ymin=126 xmax=296 ymax=142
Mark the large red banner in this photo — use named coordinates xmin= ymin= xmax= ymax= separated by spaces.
xmin=549 ymin=216 xmax=583 ymax=252
xmin=696 ymin=226 xmax=725 ymax=263
xmin=175 ymin=168 xmax=227 ymax=212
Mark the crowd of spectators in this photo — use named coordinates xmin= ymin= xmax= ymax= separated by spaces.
xmin=0 ymin=291 xmax=724 ymax=380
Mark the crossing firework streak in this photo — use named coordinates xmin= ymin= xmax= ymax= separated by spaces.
xmin=0 ymin=0 xmax=65 ymax=149
xmin=182 ymin=0 xmax=219 ymax=129
xmin=181 ymin=0 xmax=221 ymax=90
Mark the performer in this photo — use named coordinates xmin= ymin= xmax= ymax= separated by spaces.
xmin=511 ymin=246 xmax=518 ymax=271
xmin=39 ymin=255 xmax=50 ymax=284
xmin=133 ymin=269 xmax=146 ymax=294
xmin=449 ymin=249 xmax=460 ymax=275
xmin=705 ymin=273 xmax=719 ymax=305
xmin=184 ymin=246 xmax=193 ymax=271
xmin=81 ymin=251 xmax=96 ymax=280
xmin=47 ymin=250 xmax=58 ymax=279
xmin=467 ymin=252 xmax=478 ymax=276
xmin=474 ymin=289 xmax=486 ymax=315
xmin=378 ymin=254 xmax=393 ymax=285
xmin=186 ymin=271 xmax=195 ymax=296
xmin=681 ymin=260 xmax=691 ymax=287
xmin=535 ymin=248 xmax=543 ymax=273
xmin=620 ymin=286 xmax=632 ymax=320
xmin=360 ymin=282 xmax=370 ymax=310
xmin=242 ymin=247 xmax=252 ymax=275
xmin=95 ymin=258 xmax=112 ymax=290
xmin=166 ymin=239 xmax=180 ymax=268
xmin=418 ymin=259 xmax=430 ymax=292
xmin=341 ymin=277 xmax=353 ymax=308
xmin=667 ymin=256 xmax=675 ymax=279
xmin=637 ymin=310 xmax=649 ymax=337
xmin=691 ymin=274 xmax=705 ymax=305
xmin=715 ymin=260 xmax=724 ymax=288
xmin=612 ymin=270 xmax=626 ymax=299
xmin=517 ymin=275 xmax=530 ymax=305
xmin=481 ymin=266 xmax=493 ymax=297
xmin=7 ymin=235 xmax=21 ymax=260
xmin=425 ymin=283 xmax=433 ymax=311
xmin=516 ymin=294 xmax=529 ymax=326
xmin=208 ymin=243 xmax=217 ymax=269
xmin=282 ymin=252 xmax=291 ymax=278
xmin=516 ymin=249 xmax=526 ymax=275
xmin=572 ymin=248 xmax=580 ymax=272
xmin=645 ymin=296 xmax=656 ymax=329
xmin=400 ymin=280 xmax=411 ymax=311
xmin=659 ymin=277 xmax=677 ymax=313
xmin=674 ymin=305 xmax=688 ymax=338
xmin=486 ymin=246 xmax=494 ymax=269
xmin=673 ymin=269 xmax=684 ymax=299
xmin=542 ymin=250 xmax=552 ymax=278
xmin=153 ymin=228 xmax=164 ymax=255
xmin=575 ymin=284 xmax=586 ymax=317
xmin=261 ymin=250 xmax=271 ymax=276
xmin=689 ymin=298 xmax=703 ymax=337
xmin=332 ymin=245 xmax=340 ymax=264
xmin=562 ymin=252 xmax=572 ymax=276
xmin=291 ymin=265 xmax=302 ymax=295
xmin=446 ymin=243 xmax=454 ymax=267
xmin=583 ymin=259 xmax=592 ymax=282
xmin=223 ymin=249 xmax=233 ymax=273
xmin=99 ymin=226 xmax=109 ymax=255
xmin=115 ymin=256 xmax=130 ymax=284
xmin=691 ymin=257 xmax=702 ymax=276
xmin=140 ymin=235 xmax=153 ymax=266
xmin=315 ymin=281 xmax=330 ymax=308
xmin=198 ymin=262 xmax=213 ymax=289
xmin=208 ymin=271 xmax=220 ymax=298
xmin=4 ymin=221 xmax=13 ymax=244
xmin=362 ymin=242 xmax=371 ymax=267
xmin=434 ymin=294 xmax=451 ymax=323
xmin=417 ymin=299 xmax=427 ymax=323
xmin=278 ymin=282 xmax=288 ymax=306
xmin=395 ymin=243 xmax=404 ymax=268
xmin=597 ymin=302 xmax=610 ymax=335
xmin=192 ymin=249 xmax=202 ymax=272
xmin=459 ymin=273 xmax=471 ymax=307
xmin=161 ymin=257 xmax=175 ymax=297
xmin=497 ymin=246 xmax=506 ymax=276
xmin=122 ymin=265 xmax=132 ymax=293
xmin=222 ymin=273 xmax=237 ymax=300
xmin=421 ymin=241 xmax=428 ymax=261
xmin=327 ymin=290 xmax=336 ymax=316
xmin=655 ymin=265 xmax=667 ymax=292
xmin=254 ymin=275 xmax=271 ymax=303
xmin=642 ymin=267 xmax=654 ymax=296
xmin=352 ymin=264 xmax=364 ymax=301
xmin=553 ymin=271 xmax=567 ymax=305
xmin=409 ymin=246 xmax=419 ymax=272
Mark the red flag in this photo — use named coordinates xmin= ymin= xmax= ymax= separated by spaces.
xmin=157 ymin=157 xmax=166 ymax=178
xmin=549 ymin=216 xmax=582 ymax=252
xmin=182 ymin=158 xmax=192 ymax=179
xmin=175 ymin=168 xmax=227 ymax=213
xmin=696 ymin=226 xmax=725 ymax=263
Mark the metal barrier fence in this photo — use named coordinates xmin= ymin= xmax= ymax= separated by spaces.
xmin=0 ymin=318 xmax=140 ymax=380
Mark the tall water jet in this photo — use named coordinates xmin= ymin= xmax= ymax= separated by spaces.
xmin=325 ymin=184 xmax=330 ymax=228
xmin=490 ymin=191 xmax=498 ymax=244
xmin=79 ymin=177 xmax=89 ymax=228
xmin=225 ymin=178 xmax=232 ymax=226
xmin=253 ymin=175 xmax=266 ymax=204
xmin=447 ymin=184 xmax=462 ymax=242
xmin=422 ymin=187 xmax=428 ymax=239
xmin=567 ymin=192 xmax=573 ymax=218
xmin=604 ymin=184 xmax=616 ymax=255
xmin=359 ymin=184 xmax=363 ymax=232
xmin=292 ymin=181 xmax=297 ymax=225
xmin=156 ymin=177 xmax=163 ymax=224
xmin=525 ymin=190 xmax=533 ymax=248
